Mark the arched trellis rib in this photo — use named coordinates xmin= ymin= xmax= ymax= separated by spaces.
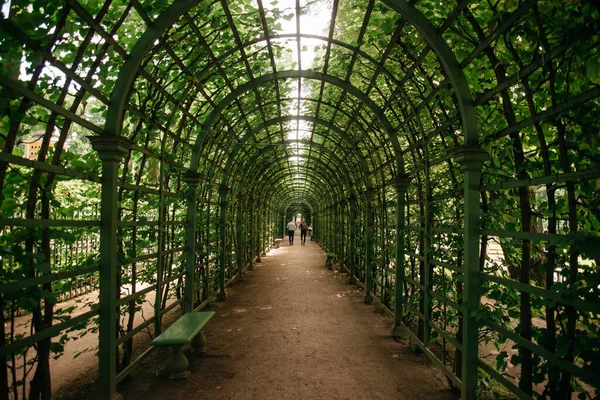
xmin=101 ymin=3 xmax=482 ymax=400
xmin=227 ymin=146 xmax=358 ymax=200
xmin=221 ymin=116 xmax=373 ymax=189
xmin=243 ymin=158 xmax=344 ymax=202
xmin=240 ymin=154 xmax=350 ymax=205
xmin=191 ymin=70 xmax=404 ymax=175
xmin=381 ymin=0 xmax=478 ymax=145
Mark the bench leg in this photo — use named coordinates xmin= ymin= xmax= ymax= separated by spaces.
xmin=168 ymin=345 xmax=190 ymax=379
xmin=191 ymin=331 xmax=207 ymax=352
xmin=326 ymin=258 xmax=333 ymax=269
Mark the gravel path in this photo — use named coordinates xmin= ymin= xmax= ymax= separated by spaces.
xmin=106 ymin=237 xmax=456 ymax=400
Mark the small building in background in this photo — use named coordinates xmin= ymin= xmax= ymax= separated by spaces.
xmin=21 ymin=131 xmax=60 ymax=160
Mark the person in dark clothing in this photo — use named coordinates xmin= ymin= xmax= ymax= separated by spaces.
xmin=300 ymin=221 xmax=308 ymax=245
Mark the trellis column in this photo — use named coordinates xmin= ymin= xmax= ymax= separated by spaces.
xmin=182 ymin=171 xmax=202 ymax=313
xmin=260 ymin=205 xmax=266 ymax=257
xmin=339 ymin=200 xmax=346 ymax=273
xmin=236 ymin=190 xmax=243 ymax=279
xmin=392 ymin=175 xmax=411 ymax=337
xmin=282 ymin=214 xmax=286 ymax=239
xmin=89 ymin=136 xmax=132 ymax=400
xmin=255 ymin=202 xmax=262 ymax=263
xmin=331 ymin=204 xmax=335 ymax=252
xmin=335 ymin=201 xmax=341 ymax=255
xmin=248 ymin=196 xmax=254 ymax=270
xmin=325 ymin=207 xmax=330 ymax=249
xmin=453 ymin=146 xmax=488 ymax=400
xmin=364 ymin=189 xmax=375 ymax=304
xmin=218 ymin=185 xmax=229 ymax=300
xmin=348 ymin=195 xmax=357 ymax=284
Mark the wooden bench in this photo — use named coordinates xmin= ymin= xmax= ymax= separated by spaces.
xmin=325 ymin=253 xmax=336 ymax=269
xmin=152 ymin=311 xmax=215 ymax=379
xmin=273 ymin=238 xmax=282 ymax=248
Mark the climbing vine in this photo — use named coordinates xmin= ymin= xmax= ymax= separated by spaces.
xmin=0 ymin=0 xmax=598 ymax=399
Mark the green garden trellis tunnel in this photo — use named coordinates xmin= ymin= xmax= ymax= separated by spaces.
xmin=0 ymin=0 xmax=599 ymax=399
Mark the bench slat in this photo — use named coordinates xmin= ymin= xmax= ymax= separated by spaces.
xmin=153 ymin=311 xmax=215 ymax=346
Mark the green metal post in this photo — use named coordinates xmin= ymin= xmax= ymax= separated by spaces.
xmin=348 ymin=195 xmax=357 ymax=284
xmin=392 ymin=175 xmax=411 ymax=337
xmin=339 ymin=200 xmax=346 ymax=273
xmin=453 ymin=146 xmax=487 ymax=400
xmin=236 ymin=191 xmax=243 ymax=279
xmin=218 ymin=185 xmax=229 ymax=300
xmin=256 ymin=202 xmax=262 ymax=262
xmin=248 ymin=196 xmax=254 ymax=270
xmin=89 ymin=136 xmax=132 ymax=400
xmin=324 ymin=209 xmax=328 ymax=248
xmin=423 ymin=148 xmax=432 ymax=347
xmin=334 ymin=202 xmax=339 ymax=255
xmin=154 ymin=152 xmax=166 ymax=336
xmin=364 ymin=190 xmax=375 ymax=304
xmin=260 ymin=205 xmax=266 ymax=257
xmin=328 ymin=207 xmax=332 ymax=250
xmin=182 ymin=172 xmax=201 ymax=313
xmin=282 ymin=214 xmax=286 ymax=240
xmin=329 ymin=207 xmax=332 ymax=249
xmin=268 ymin=206 xmax=271 ymax=243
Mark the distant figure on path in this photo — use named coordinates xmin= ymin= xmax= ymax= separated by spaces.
xmin=287 ymin=220 xmax=296 ymax=245
xmin=300 ymin=221 xmax=308 ymax=245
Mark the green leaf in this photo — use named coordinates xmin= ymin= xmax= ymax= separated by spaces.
xmin=2 ymin=197 xmax=18 ymax=216
xmin=586 ymin=58 xmax=600 ymax=84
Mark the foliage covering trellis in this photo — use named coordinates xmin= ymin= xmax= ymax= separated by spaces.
xmin=0 ymin=0 xmax=599 ymax=399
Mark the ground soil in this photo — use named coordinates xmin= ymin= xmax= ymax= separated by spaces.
xmin=56 ymin=237 xmax=457 ymax=400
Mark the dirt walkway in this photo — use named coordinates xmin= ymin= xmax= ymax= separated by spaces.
xmin=107 ymin=237 xmax=455 ymax=400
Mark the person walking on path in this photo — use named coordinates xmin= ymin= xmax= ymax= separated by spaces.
xmin=287 ymin=220 xmax=296 ymax=245
xmin=300 ymin=221 xmax=308 ymax=245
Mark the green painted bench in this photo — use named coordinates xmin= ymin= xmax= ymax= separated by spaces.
xmin=152 ymin=311 xmax=215 ymax=379
xmin=273 ymin=238 xmax=282 ymax=248
xmin=325 ymin=253 xmax=336 ymax=269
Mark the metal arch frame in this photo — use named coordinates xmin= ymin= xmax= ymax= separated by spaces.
xmin=380 ymin=0 xmax=478 ymax=145
xmin=226 ymin=139 xmax=362 ymax=196
xmin=257 ymin=176 xmax=335 ymax=219
xmin=243 ymin=165 xmax=328 ymax=206
xmin=221 ymin=115 xmax=373 ymax=189
xmin=234 ymin=153 xmax=343 ymax=214
xmin=192 ymin=33 xmax=411 ymax=99
xmin=219 ymin=95 xmax=400 ymax=167
xmin=257 ymin=175 xmax=336 ymax=211
xmin=102 ymin=3 xmax=483 ymax=399
xmin=214 ymin=108 xmax=387 ymax=191
xmin=198 ymin=39 xmax=424 ymax=151
xmin=191 ymin=70 xmax=404 ymax=176
xmin=232 ymin=135 xmax=359 ymax=195
xmin=244 ymin=156 xmax=345 ymax=201
xmin=251 ymin=172 xmax=335 ymax=233
xmin=105 ymin=0 xmax=200 ymax=137
xmin=105 ymin=0 xmax=479 ymax=167
xmin=178 ymin=33 xmax=437 ymax=156
xmin=173 ymin=34 xmax=425 ymax=166
xmin=240 ymin=152 xmax=352 ymax=202
xmin=220 ymin=122 xmax=366 ymax=183
xmin=282 ymin=200 xmax=313 ymax=217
